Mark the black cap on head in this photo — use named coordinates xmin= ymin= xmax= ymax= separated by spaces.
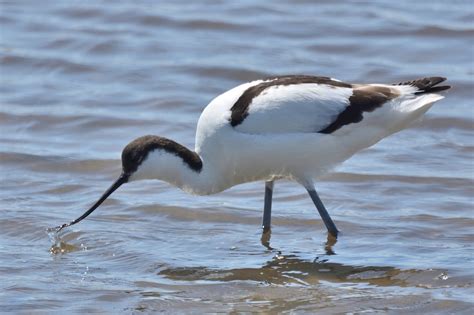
xmin=121 ymin=135 xmax=203 ymax=175
xmin=121 ymin=135 xmax=155 ymax=175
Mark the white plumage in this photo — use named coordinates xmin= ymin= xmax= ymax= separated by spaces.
xmin=192 ymin=78 xmax=443 ymax=193
xmin=52 ymin=75 xmax=450 ymax=239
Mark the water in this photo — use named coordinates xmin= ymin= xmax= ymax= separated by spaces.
xmin=1 ymin=0 xmax=473 ymax=313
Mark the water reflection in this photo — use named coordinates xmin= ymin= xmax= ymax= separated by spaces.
xmin=158 ymin=254 xmax=412 ymax=287
xmin=261 ymin=227 xmax=337 ymax=256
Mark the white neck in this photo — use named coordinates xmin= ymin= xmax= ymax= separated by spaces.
xmin=129 ymin=148 xmax=211 ymax=195
xmin=129 ymin=136 xmax=289 ymax=195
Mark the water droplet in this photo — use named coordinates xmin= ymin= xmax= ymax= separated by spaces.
xmin=46 ymin=227 xmax=60 ymax=244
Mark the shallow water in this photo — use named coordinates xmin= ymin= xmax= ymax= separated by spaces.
xmin=1 ymin=1 xmax=473 ymax=313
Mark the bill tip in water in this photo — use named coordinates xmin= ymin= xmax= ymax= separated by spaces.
xmin=46 ymin=223 xmax=69 ymax=234
xmin=46 ymin=174 xmax=128 ymax=234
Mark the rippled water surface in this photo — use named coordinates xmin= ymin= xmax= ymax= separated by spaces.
xmin=1 ymin=1 xmax=473 ymax=313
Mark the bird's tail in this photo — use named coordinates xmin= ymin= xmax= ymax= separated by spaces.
xmin=384 ymin=93 xmax=444 ymax=135
xmin=393 ymin=76 xmax=451 ymax=95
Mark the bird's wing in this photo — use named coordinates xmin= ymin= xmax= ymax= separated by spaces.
xmin=230 ymin=75 xmax=398 ymax=135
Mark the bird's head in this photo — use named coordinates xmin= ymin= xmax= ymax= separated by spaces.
xmin=49 ymin=135 xmax=202 ymax=232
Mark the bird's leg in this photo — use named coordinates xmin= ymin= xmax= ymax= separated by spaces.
xmin=262 ymin=180 xmax=274 ymax=231
xmin=261 ymin=180 xmax=274 ymax=249
xmin=306 ymin=187 xmax=339 ymax=238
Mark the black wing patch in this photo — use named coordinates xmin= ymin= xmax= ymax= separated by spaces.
xmin=229 ymin=75 xmax=352 ymax=127
xmin=318 ymin=86 xmax=395 ymax=134
xmin=394 ymin=76 xmax=450 ymax=94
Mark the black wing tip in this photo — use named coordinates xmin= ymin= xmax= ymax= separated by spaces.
xmin=394 ymin=76 xmax=451 ymax=94
xmin=422 ymin=85 xmax=451 ymax=93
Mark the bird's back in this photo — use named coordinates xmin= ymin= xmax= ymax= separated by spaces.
xmin=192 ymin=75 xmax=449 ymax=189
xmin=196 ymin=75 xmax=449 ymax=142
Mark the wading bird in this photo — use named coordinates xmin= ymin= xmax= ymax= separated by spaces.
xmin=51 ymin=75 xmax=449 ymax=241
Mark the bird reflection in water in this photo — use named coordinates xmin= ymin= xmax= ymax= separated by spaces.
xmin=261 ymin=227 xmax=338 ymax=256
xmin=157 ymin=254 xmax=411 ymax=288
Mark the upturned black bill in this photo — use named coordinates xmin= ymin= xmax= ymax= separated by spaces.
xmin=49 ymin=173 xmax=128 ymax=232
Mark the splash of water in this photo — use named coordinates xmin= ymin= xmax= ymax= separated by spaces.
xmin=46 ymin=227 xmax=81 ymax=254
xmin=47 ymin=226 xmax=61 ymax=245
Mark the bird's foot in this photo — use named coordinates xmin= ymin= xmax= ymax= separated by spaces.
xmin=324 ymin=231 xmax=338 ymax=255
xmin=260 ymin=226 xmax=273 ymax=250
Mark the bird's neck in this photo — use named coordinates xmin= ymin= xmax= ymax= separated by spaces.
xmin=140 ymin=138 xmax=278 ymax=195
xmin=131 ymin=143 xmax=222 ymax=196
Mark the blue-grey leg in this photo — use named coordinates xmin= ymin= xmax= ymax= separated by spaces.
xmin=262 ymin=180 xmax=274 ymax=232
xmin=261 ymin=180 xmax=274 ymax=249
xmin=307 ymin=188 xmax=339 ymax=237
